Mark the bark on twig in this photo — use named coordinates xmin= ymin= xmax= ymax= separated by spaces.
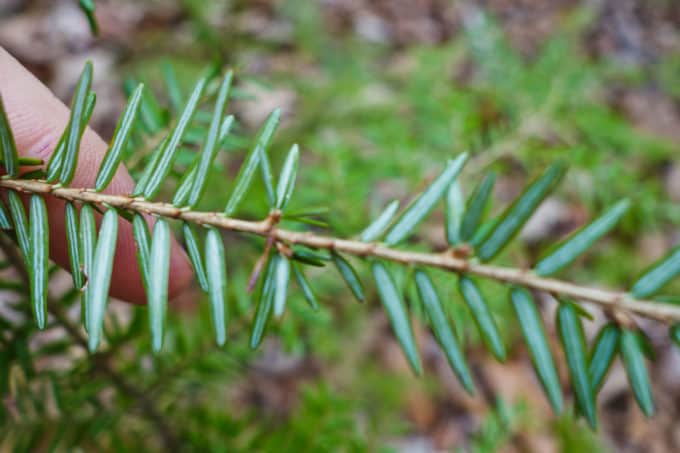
xmin=2 ymin=178 xmax=679 ymax=324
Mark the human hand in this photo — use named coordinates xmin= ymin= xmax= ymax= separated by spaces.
xmin=0 ymin=46 xmax=193 ymax=304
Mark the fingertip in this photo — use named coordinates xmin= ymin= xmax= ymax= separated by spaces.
xmin=2 ymin=47 xmax=197 ymax=305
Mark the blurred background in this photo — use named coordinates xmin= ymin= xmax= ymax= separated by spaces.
xmin=1 ymin=0 xmax=680 ymax=451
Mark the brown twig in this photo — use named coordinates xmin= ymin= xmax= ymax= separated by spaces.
xmin=2 ymin=177 xmax=680 ymax=324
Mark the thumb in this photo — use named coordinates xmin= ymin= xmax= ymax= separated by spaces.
xmin=0 ymin=46 xmax=193 ymax=304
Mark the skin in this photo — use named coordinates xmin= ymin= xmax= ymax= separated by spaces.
xmin=0 ymin=46 xmax=193 ymax=304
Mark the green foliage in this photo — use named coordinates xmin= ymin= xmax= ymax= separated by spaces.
xmin=7 ymin=191 xmax=29 ymax=260
xmin=468 ymin=399 xmax=528 ymax=453
xmin=64 ymin=202 xmax=82 ymax=288
xmin=80 ymin=204 xmax=96 ymax=330
xmin=132 ymin=213 xmax=151 ymax=290
xmin=620 ymin=329 xmax=655 ymax=417
xmin=460 ymin=172 xmax=496 ymax=243
xmin=148 ymin=218 xmax=171 ymax=352
xmin=415 ymin=270 xmax=473 ymax=392
xmin=445 ymin=181 xmax=465 ymax=245
xmin=273 ymin=254 xmax=291 ymax=318
xmin=2 ymin=5 xmax=680 ymax=449
xmin=589 ymin=323 xmax=621 ymax=394
xmin=458 ymin=276 xmax=506 ymax=361
xmin=331 ymin=252 xmax=365 ymax=303
xmin=88 ymin=209 xmax=119 ymax=352
xmin=95 ymin=84 xmax=144 ymax=192
xmin=275 ymin=145 xmax=300 ymax=211
xmin=0 ymin=52 xmax=676 ymax=439
xmin=141 ymin=78 xmax=207 ymax=199
xmin=372 ymin=261 xmax=422 ymax=375
xmin=59 ymin=62 xmax=93 ymax=186
xmin=510 ymin=288 xmax=563 ymax=413
xmin=246 ymin=383 xmax=370 ymax=452
xmin=535 ymin=199 xmax=630 ymax=276
xmin=556 ymin=302 xmax=596 ymax=429
xmin=250 ymin=256 xmax=276 ymax=349
xmin=0 ymin=94 xmax=19 ymax=177
xmin=183 ymin=222 xmax=209 ymax=292
xmin=478 ymin=162 xmax=566 ymax=261
xmin=78 ymin=0 xmax=98 ymax=35
xmin=28 ymin=195 xmax=48 ymax=330
xmin=292 ymin=262 xmax=319 ymax=310
xmin=631 ymin=246 xmax=680 ymax=298
xmin=187 ymin=72 xmax=233 ymax=208
xmin=359 ymin=200 xmax=399 ymax=243
xmin=224 ymin=109 xmax=281 ymax=216
xmin=384 ymin=153 xmax=467 ymax=245
xmin=0 ymin=198 xmax=11 ymax=230
xmin=47 ymin=90 xmax=96 ymax=183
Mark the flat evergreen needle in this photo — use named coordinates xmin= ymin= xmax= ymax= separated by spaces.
xmin=205 ymin=227 xmax=227 ymax=346
xmin=0 ymin=94 xmax=20 ymax=177
xmin=188 ymin=72 xmax=233 ymax=207
xmin=87 ymin=209 xmax=119 ymax=352
xmin=385 ymin=153 xmax=468 ymax=245
xmin=224 ymin=109 xmax=281 ymax=216
xmin=148 ymin=219 xmax=171 ymax=352
xmin=59 ymin=62 xmax=94 ymax=185
xmin=95 ymin=84 xmax=144 ymax=191
xmin=29 ymin=195 xmax=49 ymax=329
xmin=143 ymin=78 xmax=207 ymax=199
